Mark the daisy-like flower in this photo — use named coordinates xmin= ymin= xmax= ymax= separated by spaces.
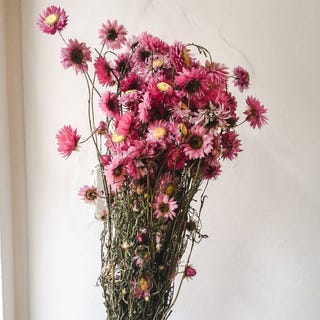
xmin=175 ymin=67 xmax=209 ymax=99
xmin=37 ymin=5 xmax=68 ymax=35
xmin=104 ymin=155 xmax=127 ymax=191
xmin=153 ymin=193 xmax=178 ymax=220
xmin=78 ymin=185 xmax=99 ymax=203
xmin=184 ymin=265 xmax=197 ymax=279
xmin=244 ymin=96 xmax=268 ymax=129
xmin=183 ymin=125 xmax=213 ymax=160
xmin=170 ymin=41 xmax=194 ymax=72
xmin=99 ymin=19 xmax=127 ymax=49
xmin=233 ymin=66 xmax=250 ymax=92
xmin=205 ymin=61 xmax=228 ymax=89
xmin=94 ymin=56 xmax=114 ymax=86
xmin=146 ymin=120 xmax=170 ymax=147
xmin=221 ymin=130 xmax=242 ymax=160
xmin=56 ymin=125 xmax=81 ymax=158
xmin=139 ymin=32 xmax=169 ymax=55
xmin=99 ymin=91 xmax=120 ymax=118
xmin=61 ymin=39 xmax=92 ymax=74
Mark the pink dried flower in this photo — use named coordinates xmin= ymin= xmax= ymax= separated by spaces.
xmin=221 ymin=130 xmax=242 ymax=160
xmin=233 ymin=66 xmax=250 ymax=92
xmin=56 ymin=125 xmax=80 ymax=158
xmin=94 ymin=56 xmax=114 ymax=86
xmin=60 ymin=39 xmax=92 ymax=74
xmin=99 ymin=92 xmax=120 ymax=118
xmin=153 ymin=193 xmax=178 ymax=220
xmin=78 ymin=185 xmax=99 ymax=203
xmin=184 ymin=265 xmax=197 ymax=279
xmin=245 ymin=96 xmax=268 ymax=129
xmin=99 ymin=19 xmax=127 ymax=49
xmin=183 ymin=125 xmax=213 ymax=160
xmin=37 ymin=5 xmax=68 ymax=35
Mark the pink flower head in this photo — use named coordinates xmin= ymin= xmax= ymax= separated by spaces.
xmin=205 ymin=61 xmax=228 ymax=89
xmin=56 ymin=125 xmax=80 ymax=158
xmin=244 ymin=96 xmax=268 ymax=129
xmin=170 ymin=41 xmax=194 ymax=72
xmin=164 ymin=146 xmax=187 ymax=171
xmin=37 ymin=5 xmax=68 ymax=35
xmin=153 ymin=193 xmax=178 ymax=220
xmin=184 ymin=265 xmax=197 ymax=279
xmin=94 ymin=56 xmax=114 ymax=86
xmin=139 ymin=31 xmax=169 ymax=55
xmin=233 ymin=66 xmax=250 ymax=92
xmin=99 ymin=19 xmax=127 ymax=49
xmin=104 ymin=155 xmax=127 ymax=191
xmin=60 ymin=39 xmax=92 ymax=74
xmin=175 ymin=67 xmax=209 ymax=99
xmin=99 ymin=92 xmax=120 ymax=118
xmin=133 ymin=275 xmax=151 ymax=301
xmin=221 ymin=130 xmax=242 ymax=160
xmin=183 ymin=125 xmax=213 ymax=160
xmin=78 ymin=185 xmax=99 ymax=203
xmin=115 ymin=111 xmax=135 ymax=137
xmin=146 ymin=120 xmax=171 ymax=147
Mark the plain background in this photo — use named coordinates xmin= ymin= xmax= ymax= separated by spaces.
xmin=1 ymin=0 xmax=320 ymax=319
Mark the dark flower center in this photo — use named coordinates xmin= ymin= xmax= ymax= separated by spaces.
xmin=159 ymin=203 xmax=169 ymax=213
xmin=140 ymin=49 xmax=151 ymax=61
xmin=189 ymin=135 xmax=203 ymax=149
xmin=107 ymin=29 xmax=118 ymax=40
xmin=71 ymin=48 xmax=84 ymax=64
xmin=113 ymin=165 xmax=123 ymax=176
xmin=185 ymin=80 xmax=200 ymax=93
xmin=85 ymin=190 xmax=98 ymax=201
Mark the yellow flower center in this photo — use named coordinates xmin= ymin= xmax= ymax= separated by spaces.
xmin=164 ymin=183 xmax=175 ymax=196
xmin=45 ymin=13 xmax=59 ymax=26
xmin=112 ymin=133 xmax=126 ymax=143
xmin=181 ymin=102 xmax=188 ymax=110
xmin=125 ymin=89 xmax=137 ymax=94
xmin=153 ymin=59 xmax=164 ymax=68
xmin=139 ymin=278 xmax=149 ymax=291
xmin=182 ymin=48 xmax=191 ymax=66
xmin=179 ymin=123 xmax=188 ymax=136
xmin=152 ymin=127 xmax=167 ymax=139
xmin=157 ymin=82 xmax=172 ymax=92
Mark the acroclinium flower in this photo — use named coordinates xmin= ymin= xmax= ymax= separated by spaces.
xmin=37 ymin=5 xmax=68 ymax=35
xmin=60 ymin=39 xmax=92 ymax=74
xmin=56 ymin=125 xmax=81 ymax=158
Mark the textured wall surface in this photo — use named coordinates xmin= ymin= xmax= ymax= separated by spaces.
xmin=18 ymin=0 xmax=320 ymax=319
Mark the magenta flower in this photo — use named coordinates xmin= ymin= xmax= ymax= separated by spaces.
xmin=221 ymin=130 xmax=242 ymax=160
xmin=56 ymin=125 xmax=81 ymax=158
xmin=153 ymin=193 xmax=178 ymax=220
xmin=184 ymin=265 xmax=197 ymax=279
xmin=60 ymin=39 xmax=92 ymax=74
xmin=94 ymin=56 xmax=114 ymax=86
xmin=99 ymin=92 xmax=120 ymax=118
xmin=78 ymin=185 xmax=99 ymax=203
xmin=99 ymin=19 xmax=127 ymax=49
xmin=37 ymin=5 xmax=68 ymax=35
xmin=233 ymin=66 xmax=250 ymax=92
xmin=244 ymin=96 xmax=268 ymax=129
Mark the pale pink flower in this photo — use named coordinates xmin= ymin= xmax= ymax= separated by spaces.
xmin=153 ymin=193 xmax=178 ymax=220
xmin=133 ymin=275 xmax=151 ymax=300
xmin=60 ymin=39 xmax=91 ymax=74
xmin=244 ymin=96 xmax=268 ymax=129
xmin=37 ymin=5 xmax=68 ymax=35
xmin=104 ymin=156 xmax=127 ymax=191
xmin=78 ymin=185 xmax=99 ymax=203
xmin=95 ymin=209 xmax=108 ymax=221
xmin=183 ymin=125 xmax=213 ymax=159
xmin=146 ymin=120 xmax=170 ymax=147
xmin=233 ymin=66 xmax=250 ymax=92
xmin=99 ymin=19 xmax=127 ymax=49
xmin=56 ymin=125 xmax=80 ymax=158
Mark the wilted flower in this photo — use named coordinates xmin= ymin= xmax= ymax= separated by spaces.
xmin=184 ymin=265 xmax=197 ymax=279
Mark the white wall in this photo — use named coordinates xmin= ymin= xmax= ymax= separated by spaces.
xmin=18 ymin=0 xmax=320 ymax=319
